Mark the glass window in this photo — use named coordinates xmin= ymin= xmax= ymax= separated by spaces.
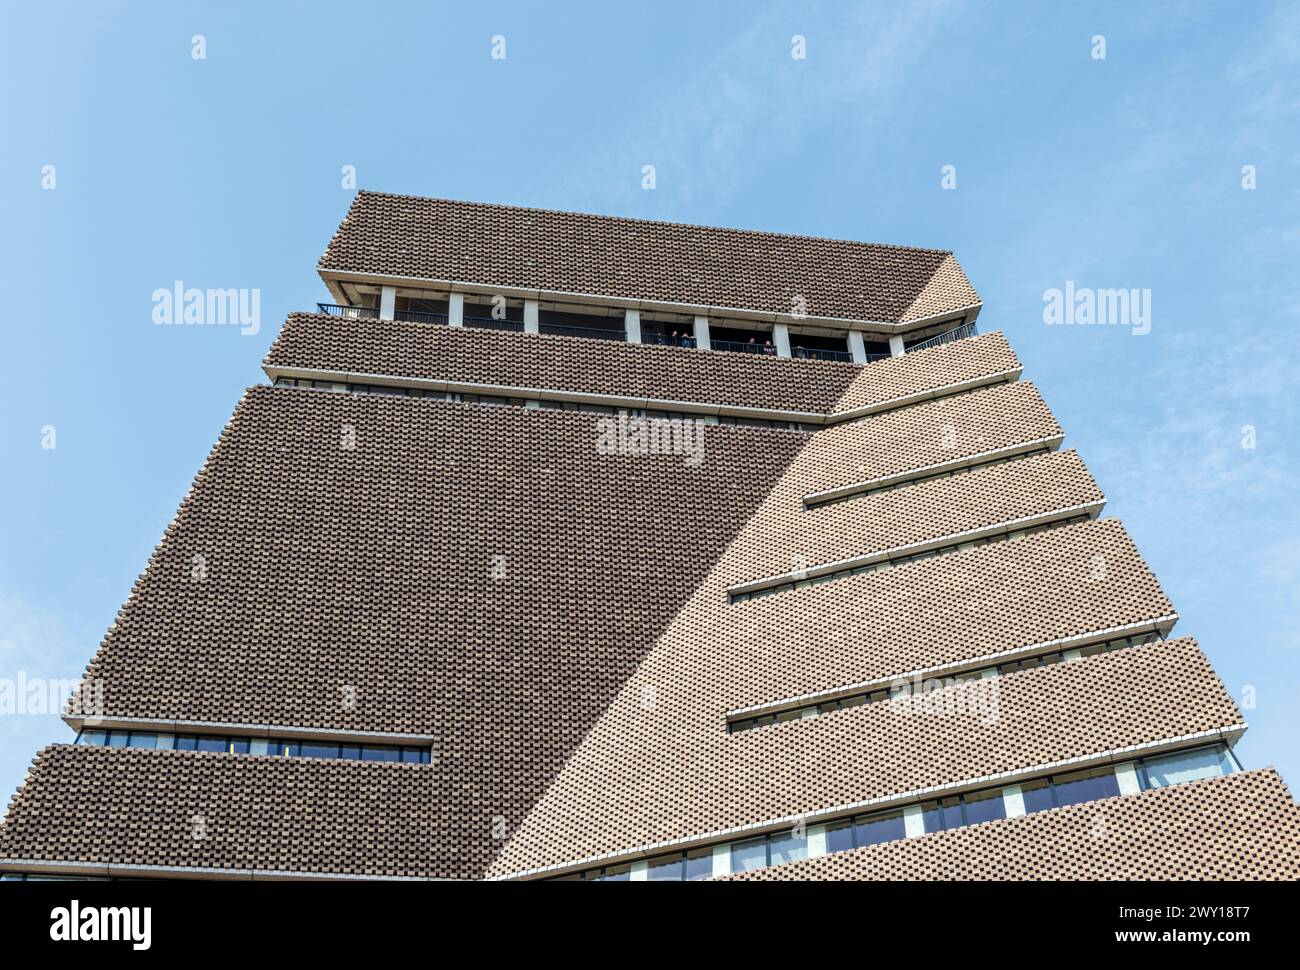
xmin=174 ymin=735 xmax=198 ymax=751
xmin=361 ymin=746 xmax=400 ymax=763
xmin=340 ymin=745 xmax=361 ymax=760
xmin=155 ymin=734 xmax=175 ymax=750
xmin=1051 ymin=766 xmax=1120 ymax=807
xmin=596 ymin=864 xmax=631 ymax=882
xmin=1019 ymin=778 xmax=1055 ymax=814
xmin=228 ymin=738 xmax=250 ymax=754
xmin=731 ymin=837 xmax=768 ymax=873
xmin=825 ymin=817 xmax=855 ymax=854
xmin=195 ymin=737 xmax=226 ymax=753
xmin=79 ymin=730 xmax=107 ymax=746
xmin=923 ymin=796 xmax=963 ymax=833
xmin=128 ymin=733 xmax=158 ymax=750
xmin=106 ymin=731 xmax=129 ymax=749
xmin=299 ymin=741 xmax=340 ymax=759
xmin=854 ymin=809 xmax=907 ymax=846
xmin=1140 ymin=746 xmax=1231 ymax=790
xmin=683 ymin=848 xmax=713 ymax=881
xmin=248 ymin=739 xmax=272 ymax=756
xmin=401 ymin=748 xmax=424 ymax=764
xmin=283 ymin=742 xmax=301 ymax=757
xmin=768 ymin=830 xmax=808 ymax=867
xmin=646 ymin=854 xmax=685 ymax=881
xmin=961 ymin=788 xmax=1006 ymax=826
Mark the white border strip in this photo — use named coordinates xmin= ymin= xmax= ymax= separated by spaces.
xmin=728 ymin=500 xmax=1103 ymax=598
xmin=494 ymin=725 xmax=1248 ymax=880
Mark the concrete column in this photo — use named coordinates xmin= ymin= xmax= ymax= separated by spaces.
xmin=524 ymin=299 xmax=539 ymax=334
xmin=624 ymin=308 xmax=642 ymax=344
xmin=1115 ymin=761 xmax=1142 ymax=796
xmin=888 ymin=333 xmax=905 ymax=357
xmin=448 ymin=292 xmax=464 ymax=327
xmin=379 ymin=285 xmax=396 ymax=321
xmin=847 ymin=330 xmax=868 ymax=364
xmin=693 ymin=315 xmax=711 ymax=350
xmin=711 ymin=843 xmax=731 ymax=878
xmin=773 ymin=323 xmax=792 ymax=358
xmin=1002 ymin=783 xmax=1027 ymax=818
xmin=903 ymin=804 xmax=925 ymax=838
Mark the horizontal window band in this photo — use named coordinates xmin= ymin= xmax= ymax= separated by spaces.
xmin=725 ymin=615 xmax=1179 ymax=719
xmin=71 ymin=730 xmax=432 ymax=765
xmin=802 ymin=438 xmax=1064 ymax=509
xmin=547 ymin=743 xmax=1243 ymax=881
xmin=318 ymin=270 xmax=981 ymax=334
xmin=728 ymin=505 xmax=1103 ymax=603
xmin=262 ymin=364 xmax=1020 ymax=428
xmin=61 ymin=714 xmax=435 ymax=747
xmin=0 ymin=859 xmax=449 ymax=882
xmin=727 ymin=629 xmax=1167 ymax=733
xmin=496 ymin=725 xmax=1248 ymax=880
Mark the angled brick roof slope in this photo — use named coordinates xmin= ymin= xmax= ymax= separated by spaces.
xmin=727 ymin=769 xmax=1300 ymax=881
xmin=59 ymin=387 xmax=805 ymax=878
xmin=491 ymin=637 xmax=1235 ymax=875
xmin=318 ymin=192 xmax=981 ymax=324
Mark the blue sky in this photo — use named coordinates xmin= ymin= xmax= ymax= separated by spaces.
xmin=1 ymin=0 xmax=1297 ymax=806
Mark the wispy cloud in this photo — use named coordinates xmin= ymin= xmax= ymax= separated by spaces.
xmin=530 ymin=0 xmax=957 ymax=215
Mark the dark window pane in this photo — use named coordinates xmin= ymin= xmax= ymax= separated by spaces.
xmin=106 ymin=732 xmax=129 ymax=749
xmin=174 ymin=735 xmax=198 ymax=751
xmin=195 ymin=737 xmax=226 ymax=753
xmin=825 ymin=818 xmax=855 ymax=854
xmin=128 ymin=733 xmax=158 ymax=750
xmin=1019 ymin=778 xmax=1055 ymax=813
xmin=731 ymin=837 xmax=768 ymax=873
xmin=401 ymin=748 xmax=424 ymax=764
xmin=361 ymin=746 xmax=400 ymax=763
xmin=228 ymin=738 xmax=250 ymax=754
xmin=683 ymin=848 xmax=713 ymax=881
xmin=853 ymin=810 xmax=907 ymax=846
xmin=920 ymin=800 xmax=945 ymax=833
xmin=299 ymin=741 xmax=340 ymax=759
xmin=79 ymin=730 xmax=107 ymax=746
xmin=646 ymin=854 xmax=685 ymax=881
xmin=283 ymin=742 xmax=301 ymax=757
xmin=596 ymin=864 xmax=631 ymax=881
xmin=1141 ymin=746 xmax=1230 ymax=790
xmin=1052 ymin=766 xmax=1120 ymax=807
xmin=340 ymin=745 xmax=361 ymax=760
xmin=961 ymin=788 xmax=1006 ymax=826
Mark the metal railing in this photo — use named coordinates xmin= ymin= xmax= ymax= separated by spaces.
xmin=792 ymin=346 xmax=854 ymax=363
xmin=317 ymin=303 xmax=379 ymax=320
xmin=395 ymin=308 xmax=449 ymax=325
xmin=463 ymin=315 xmax=525 ymax=332
xmin=643 ymin=333 xmax=698 ymax=348
xmin=712 ymin=338 xmax=777 ymax=356
xmin=540 ymin=323 xmax=625 ymax=341
xmin=905 ymin=321 xmax=978 ymax=353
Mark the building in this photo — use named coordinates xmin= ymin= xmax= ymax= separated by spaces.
xmin=2 ymin=192 xmax=1298 ymax=881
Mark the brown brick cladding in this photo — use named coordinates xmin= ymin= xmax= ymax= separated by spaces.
xmin=720 ymin=449 xmax=1103 ymax=588
xmin=727 ymin=769 xmax=1300 ymax=881
xmin=263 ymin=313 xmax=1020 ymax=417
xmin=491 ymin=637 xmax=1239 ymax=874
xmin=318 ymin=192 xmax=981 ymax=324
xmin=0 ymin=745 xmax=442 ymax=879
xmin=59 ymin=386 xmax=804 ymax=878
